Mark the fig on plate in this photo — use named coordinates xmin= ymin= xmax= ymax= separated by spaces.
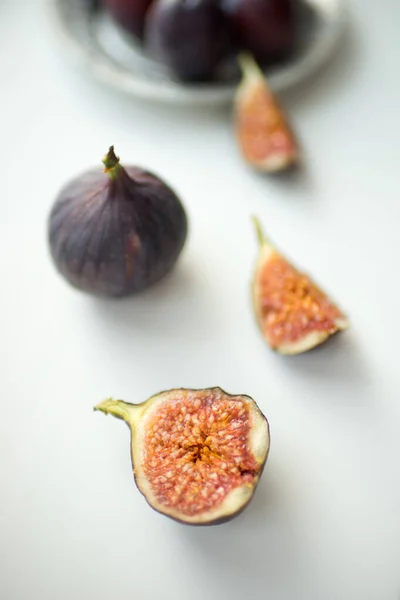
xmin=222 ymin=0 xmax=297 ymax=64
xmin=100 ymin=0 xmax=154 ymax=39
xmin=234 ymin=54 xmax=299 ymax=172
xmin=48 ymin=146 xmax=188 ymax=298
xmin=144 ymin=0 xmax=231 ymax=82
xmin=95 ymin=387 xmax=270 ymax=525
xmin=252 ymin=218 xmax=348 ymax=354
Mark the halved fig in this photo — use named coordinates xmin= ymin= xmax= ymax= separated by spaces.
xmin=95 ymin=387 xmax=270 ymax=525
xmin=234 ymin=54 xmax=299 ymax=172
xmin=252 ymin=218 xmax=348 ymax=354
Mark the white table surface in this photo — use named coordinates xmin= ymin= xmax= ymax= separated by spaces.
xmin=1 ymin=1 xmax=399 ymax=599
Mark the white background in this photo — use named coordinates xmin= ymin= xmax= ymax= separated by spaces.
xmin=1 ymin=1 xmax=399 ymax=599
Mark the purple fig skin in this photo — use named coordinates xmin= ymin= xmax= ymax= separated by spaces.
xmin=100 ymin=0 xmax=154 ymax=39
xmin=145 ymin=0 xmax=231 ymax=83
xmin=48 ymin=148 xmax=188 ymax=298
xmin=222 ymin=0 xmax=297 ymax=65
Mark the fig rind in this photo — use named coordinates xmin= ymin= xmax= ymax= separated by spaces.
xmin=251 ymin=218 xmax=348 ymax=355
xmin=95 ymin=387 xmax=270 ymax=526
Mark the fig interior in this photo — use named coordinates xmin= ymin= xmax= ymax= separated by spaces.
xmin=95 ymin=388 xmax=270 ymax=524
xmin=142 ymin=391 xmax=261 ymax=516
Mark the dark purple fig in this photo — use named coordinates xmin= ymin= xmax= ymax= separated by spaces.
xmin=48 ymin=147 xmax=188 ymax=298
xmin=144 ymin=0 xmax=231 ymax=83
xmin=95 ymin=387 xmax=270 ymax=525
xmin=100 ymin=0 xmax=154 ymax=39
xmin=222 ymin=0 xmax=297 ymax=65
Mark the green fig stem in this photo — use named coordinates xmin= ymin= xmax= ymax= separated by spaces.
xmin=252 ymin=216 xmax=273 ymax=249
xmin=237 ymin=52 xmax=263 ymax=81
xmin=94 ymin=398 xmax=140 ymax=425
xmin=102 ymin=146 xmax=122 ymax=181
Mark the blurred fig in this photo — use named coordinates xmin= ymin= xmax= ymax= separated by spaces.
xmin=251 ymin=217 xmax=348 ymax=354
xmin=223 ymin=0 xmax=297 ymax=64
xmin=100 ymin=0 xmax=154 ymax=39
xmin=145 ymin=0 xmax=231 ymax=82
xmin=48 ymin=147 xmax=188 ymax=297
xmin=234 ymin=54 xmax=299 ymax=172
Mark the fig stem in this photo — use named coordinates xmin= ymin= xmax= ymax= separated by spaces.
xmin=102 ymin=146 xmax=122 ymax=180
xmin=252 ymin=216 xmax=273 ymax=248
xmin=94 ymin=398 xmax=140 ymax=424
xmin=237 ymin=52 xmax=263 ymax=81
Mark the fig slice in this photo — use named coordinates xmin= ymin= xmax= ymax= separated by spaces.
xmin=95 ymin=387 xmax=270 ymax=525
xmin=252 ymin=218 xmax=349 ymax=354
xmin=234 ymin=54 xmax=299 ymax=172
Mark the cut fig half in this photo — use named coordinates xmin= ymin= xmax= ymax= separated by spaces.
xmin=95 ymin=387 xmax=270 ymax=525
xmin=252 ymin=217 xmax=348 ymax=354
xmin=234 ymin=53 xmax=299 ymax=173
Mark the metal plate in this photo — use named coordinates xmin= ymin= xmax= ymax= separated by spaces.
xmin=48 ymin=0 xmax=347 ymax=106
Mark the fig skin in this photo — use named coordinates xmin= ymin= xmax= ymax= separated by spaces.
xmin=222 ymin=0 xmax=297 ymax=65
xmin=95 ymin=387 xmax=271 ymax=526
xmin=100 ymin=0 xmax=154 ymax=39
xmin=144 ymin=0 xmax=231 ymax=83
xmin=48 ymin=147 xmax=188 ymax=298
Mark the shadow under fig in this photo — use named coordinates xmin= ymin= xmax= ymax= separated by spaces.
xmin=252 ymin=155 xmax=317 ymax=202
xmin=174 ymin=466 xmax=306 ymax=591
xmin=86 ymin=256 xmax=221 ymax=342
xmin=271 ymin=330 xmax=376 ymax=404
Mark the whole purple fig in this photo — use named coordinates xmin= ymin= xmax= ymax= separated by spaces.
xmin=222 ymin=0 xmax=297 ymax=65
xmin=144 ymin=0 xmax=231 ymax=82
xmin=48 ymin=147 xmax=188 ymax=297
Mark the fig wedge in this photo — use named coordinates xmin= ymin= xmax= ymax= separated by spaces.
xmin=95 ymin=387 xmax=270 ymax=525
xmin=234 ymin=54 xmax=299 ymax=172
xmin=252 ymin=218 xmax=348 ymax=354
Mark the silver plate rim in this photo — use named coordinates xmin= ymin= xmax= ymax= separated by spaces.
xmin=47 ymin=0 xmax=348 ymax=106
